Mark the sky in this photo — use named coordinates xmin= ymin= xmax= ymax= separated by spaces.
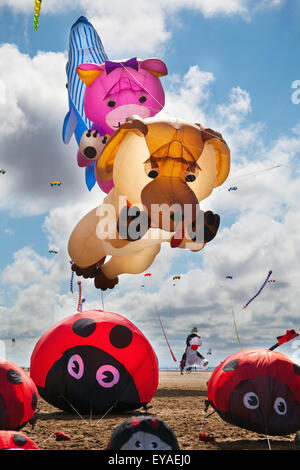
xmin=0 ymin=0 xmax=299 ymax=369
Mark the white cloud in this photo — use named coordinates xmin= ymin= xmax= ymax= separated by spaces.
xmin=0 ymin=43 xmax=102 ymax=217
xmin=0 ymin=0 xmax=287 ymax=57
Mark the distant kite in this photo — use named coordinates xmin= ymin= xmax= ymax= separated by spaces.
xmin=33 ymin=1 xmax=43 ymax=31
xmin=144 ymin=273 xmax=152 ymax=277
xmin=50 ymin=181 xmax=61 ymax=187
xmin=49 ymin=250 xmax=58 ymax=254
xmin=172 ymin=275 xmax=181 ymax=286
xmin=0 ymin=169 xmax=6 ymax=174
xmin=226 ymin=275 xmax=233 ymax=279
xmin=228 ymin=186 xmax=238 ymax=191
xmin=243 ymin=270 xmax=272 ymax=309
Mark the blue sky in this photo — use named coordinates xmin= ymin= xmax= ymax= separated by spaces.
xmin=0 ymin=0 xmax=299 ymax=369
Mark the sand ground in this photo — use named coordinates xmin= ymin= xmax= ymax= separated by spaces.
xmin=20 ymin=370 xmax=300 ymax=451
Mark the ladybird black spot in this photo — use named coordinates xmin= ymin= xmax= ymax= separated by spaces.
xmin=13 ymin=433 xmax=27 ymax=447
xmin=72 ymin=318 xmax=97 ymax=337
xmin=223 ymin=359 xmax=239 ymax=372
xmin=32 ymin=391 xmax=38 ymax=410
xmin=109 ymin=325 xmax=133 ymax=349
xmin=6 ymin=369 xmax=23 ymax=384
xmin=293 ymin=364 xmax=300 ymax=376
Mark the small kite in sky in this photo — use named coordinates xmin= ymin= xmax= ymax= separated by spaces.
xmin=33 ymin=0 xmax=43 ymax=31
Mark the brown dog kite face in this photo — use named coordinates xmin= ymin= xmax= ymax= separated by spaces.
xmin=97 ymin=117 xmax=230 ymax=235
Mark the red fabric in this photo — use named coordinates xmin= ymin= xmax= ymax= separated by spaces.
xmin=277 ymin=329 xmax=299 ymax=345
xmin=0 ymin=359 xmax=38 ymax=430
xmin=30 ymin=310 xmax=158 ymax=403
xmin=0 ymin=431 xmax=40 ymax=449
xmin=199 ymin=433 xmax=215 ymax=442
xmin=207 ymin=348 xmax=300 ymax=412
xmin=55 ymin=432 xmax=71 ymax=441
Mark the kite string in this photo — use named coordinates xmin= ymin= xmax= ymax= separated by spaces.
xmin=119 ymin=62 xmax=226 ymax=144
xmin=232 ymin=307 xmax=243 ymax=350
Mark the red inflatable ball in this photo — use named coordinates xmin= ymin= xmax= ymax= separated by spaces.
xmin=0 ymin=431 xmax=40 ymax=450
xmin=107 ymin=416 xmax=180 ymax=450
xmin=30 ymin=310 xmax=158 ymax=414
xmin=207 ymin=348 xmax=300 ymax=435
xmin=0 ymin=359 xmax=38 ymax=430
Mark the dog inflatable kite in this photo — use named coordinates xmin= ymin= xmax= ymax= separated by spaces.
xmin=68 ymin=116 xmax=230 ymax=291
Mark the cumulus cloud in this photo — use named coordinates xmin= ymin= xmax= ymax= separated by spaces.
xmin=0 ymin=44 xmax=103 ymax=217
xmin=0 ymin=0 xmax=286 ymax=56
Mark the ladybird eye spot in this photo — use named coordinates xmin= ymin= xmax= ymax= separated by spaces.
xmin=139 ymin=96 xmax=147 ymax=103
xmin=274 ymin=397 xmax=287 ymax=415
xmin=135 ymin=440 xmax=142 ymax=448
xmin=151 ymin=441 xmax=158 ymax=449
xmin=243 ymin=392 xmax=259 ymax=410
xmin=96 ymin=365 xmax=120 ymax=388
xmin=67 ymin=354 xmax=84 ymax=380
xmin=107 ymin=100 xmax=116 ymax=107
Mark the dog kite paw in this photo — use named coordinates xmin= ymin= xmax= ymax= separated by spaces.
xmin=187 ymin=210 xmax=220 ymax=244
xmin=117 ymin=205 xmax=151 ymax=241
xmin=71 ymin=262 xmax=98 ymax=278
xmin=204 ymin=211 xmax=220 ymax=242
xmin=94 ymin=268 xmax=119 ymax=291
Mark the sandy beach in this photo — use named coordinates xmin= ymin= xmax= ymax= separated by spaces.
xmin=13 ymin=370 xmax=298 ymax=451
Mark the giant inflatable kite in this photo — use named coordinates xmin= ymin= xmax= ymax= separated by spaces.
xmin=107 ymin=416 xmax=180 ymax=450
xmin=180 ymin=331 xmax=208 ymax=374
xmin=0 ymin=359 xmax=39 ymax=430
xmin=206 ymin=344 xmax=300 ymax=435
xmin=30 ymin=310 xmax=158 ymax=414
xmin=63 ymin=16 xmax=168 ymax=192
xmin=68 ymin=116 xmax=230 ymax=291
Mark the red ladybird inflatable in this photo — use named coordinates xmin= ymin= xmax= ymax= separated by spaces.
xmin=30 ymin=310 xmax=158 ymax=414
xmin=0 ymin=359 xmax=38 ymax=430
xmin=207 ymin=348 xmax=300 ymax=435
xmin=0 ymin=431 xmax=40 ymax=450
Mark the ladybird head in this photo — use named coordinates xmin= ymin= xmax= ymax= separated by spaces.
xmin=107 ymin=416 xmax=179 ymax=450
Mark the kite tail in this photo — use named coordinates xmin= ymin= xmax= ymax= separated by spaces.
xmin=70 ymin=260 xmax=74 ymax=293
xmin=155 ymin=304 xmax=177 ymax=362
xmin=243 ymin=270 xmax=272 ymax=309
xmin=77 ymin=281 xmax=82 ymax=312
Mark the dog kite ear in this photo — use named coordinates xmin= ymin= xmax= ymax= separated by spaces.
xmin=96 ymin=117 xmax=148 ymax=181
xmin=195 ymin=124 xmax=230 ymax=188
